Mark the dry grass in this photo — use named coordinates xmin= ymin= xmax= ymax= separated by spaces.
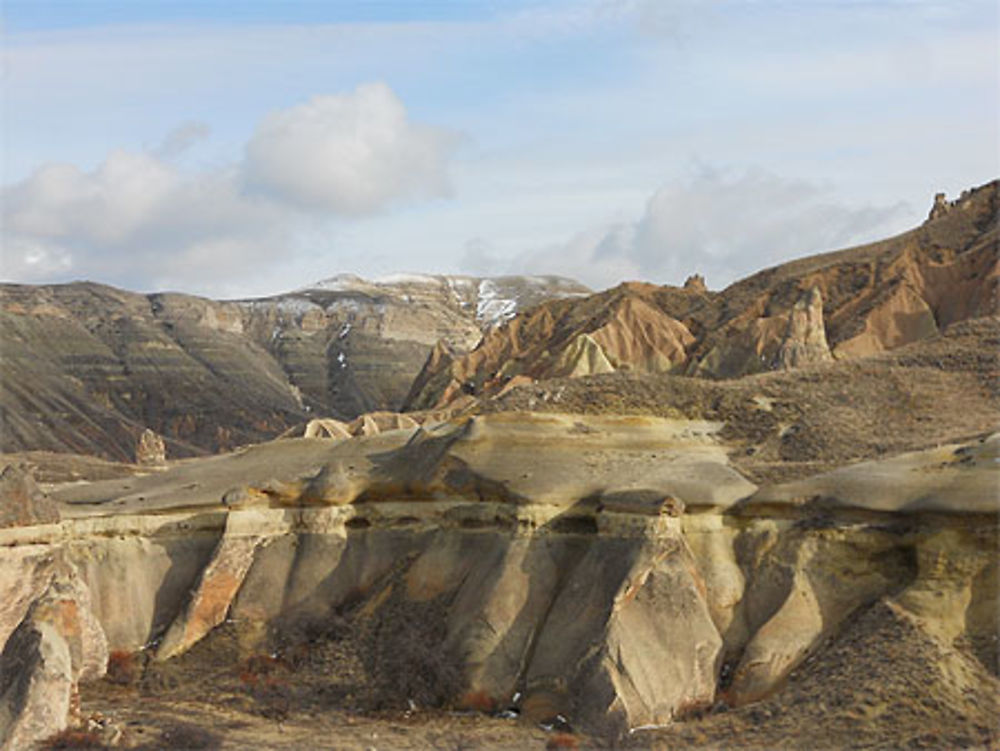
xmin=483 ymin=317 xmax=1000 ymax=483
xmin=625 ymin=600 xmax=1000 ymax=750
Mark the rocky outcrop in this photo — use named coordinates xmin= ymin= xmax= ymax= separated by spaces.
xmin=775 ymin=286 xmax=833 ymax=369
xmin=135 ymin=428 xmax=167 ymax=466
xmin=0 ymin=557 xmax=108 ymax=751
xmin=928 ymin=191 xmax=950 ymax=221
xmin=684 ymin=274 xmax=708 ymax=293
xmin=405 ymin=284 xmax=698 ymax=409
xmin=832 ymin=280 xmax=939 ymax=359
xmin=0 ymin=463 xmax=59 ymax=528
xmin=299 ymin=410 xmax=438 ymax=440
xmin=690 ymin=180 xmax=997 ymax=377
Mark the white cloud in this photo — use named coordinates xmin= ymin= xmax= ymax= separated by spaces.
xmin=153 ymin=121 xmax=211 ymax=158
xmin=4 ymin=151 xmax=177 ymax=244
xmin=1 ymin=151 xmax=289 ymax=292
xmin=1 ymin=83 xmax=457 ymax=293
xmin=243 ymin=83 xmax=458 ymax=214
xmin=503 ymin=166 xmax=910 ymax=291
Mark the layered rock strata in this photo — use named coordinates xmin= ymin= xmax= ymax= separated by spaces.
xmin=0 ymin=275 xmax=588 ymax=458
xmin=1 ymin=414 xmax=996 ymax=746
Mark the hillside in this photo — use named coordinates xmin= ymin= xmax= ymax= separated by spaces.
xmin=0 ymin=182 xmax=997 ymax=751
xmin=0 ymin=274 xmax=588 ymax=460
xmin=406 ymin=181 xmax=997 ymax=410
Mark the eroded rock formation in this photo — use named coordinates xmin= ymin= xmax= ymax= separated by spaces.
xmin=135 ymin=429 xmax=167 ymax=466
xmin=407 ymin=181 xmax=998 ymax=408
xmin=1 ymin=414 xmax=996 ymax=746
xmin=775 ymin=286 xmax=833 ymax=369
xmin=0 ymin=464 xmax=59 ymax=529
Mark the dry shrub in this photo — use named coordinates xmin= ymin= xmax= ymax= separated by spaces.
xmin=105 ymin=650 xmax=138 ymax=685
xmin=234 ymin=652 xmax=293 ymax=720
xmin=361 ymin=591 xmax=463 ymax=709
xmin=673 ymin=697 xmax=714 ymax=721
xmin=40 ymin=728 xmax=108 ymax=750
xmin=154 ymin=723 xmax=221 ymax=750
xmin=458 ymin=689 xmax=496 ymax=712
xmin=249 ymin=677 xmax=292 ymax=722
xmin=238 ymin=652 xmax=286 ymax=687
xmin=545 ymin=733 xmax=579 ymax=750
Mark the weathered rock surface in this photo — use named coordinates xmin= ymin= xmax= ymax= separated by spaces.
xmin=1 ymin=413 xmax=995 ymax=743
xmin=296 ymin=407 xmax=456 ymax=441
xmin=0 ymin=463 xmax=59 ymax=528
xmin=135 ymin=428 xmax=166 ymax=466
xmin=775 ymin=286 xmax=833 ymax=369
xmin=0 ymin=183 xmax=996 ymax=747
xmin=405 ymin=284 xmax=699 ymax=410
xmin=0 ymin=557 xmax=108 ymax=751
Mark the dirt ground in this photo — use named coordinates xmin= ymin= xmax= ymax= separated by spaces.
xmin=63 ymin=592 xmax=999 ymax=751
xmin=76 ymin=692 xmax=555 ymax=751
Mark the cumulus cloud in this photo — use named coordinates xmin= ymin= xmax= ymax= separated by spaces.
xmin=243 ymin=83 xmax=458 ymax=214
xmin=154 ymin=121 xmax=211 ymax=158
xmin=1 ymin=83 xmax=457 ymax=293
xmin=1 ymin=150 xmax=289 ymax=291
xmin=504 ymin=166 xmax=909 ymax=291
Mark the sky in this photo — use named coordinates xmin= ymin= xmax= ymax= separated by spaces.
xmin=2 ymin=0 xmax=997 ymax=298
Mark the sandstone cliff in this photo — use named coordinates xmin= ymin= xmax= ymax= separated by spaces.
xmin=0 ymin=413 xmax=996 ymax=747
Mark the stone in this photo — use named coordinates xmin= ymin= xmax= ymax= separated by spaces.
xmin=0 ymin=463 xmax=59 ymax=528
xmin=135 ymin=428 xmax=167 ymax=466
xmin=684 ymin=274 xmax=708 ymax=292
xmin=776 ymin=286 xmax=833 ymax=370
xmin=0 ymin=616 xmax=73 ymax=751
xmin=927 ymin=191 xmax=950 ymax=221
xmin=0 ymin=561 xmax=108 ymax=751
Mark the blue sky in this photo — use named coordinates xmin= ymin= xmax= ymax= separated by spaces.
xmin=2 ymin=0 xmax=997 ymax=297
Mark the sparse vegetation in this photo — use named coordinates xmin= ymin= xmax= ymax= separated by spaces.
xmin=360 ymin=590 xmax=465 ymax=710
xmin=105 ymin=649 xmax=139 ymax=685
xmin=40 ymin=728 xmax=108 ymax=750
xmin=546 ymin=733 xmax=581 ymax=750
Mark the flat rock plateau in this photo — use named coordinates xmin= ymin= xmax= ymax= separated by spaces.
xmin=0 ymin=183 xmax=998 ymax=750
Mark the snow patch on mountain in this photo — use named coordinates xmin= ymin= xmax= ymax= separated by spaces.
xmin=283 ymin=272 xmax=590 ymax=331
xmin=476 ymin=279 xmax=519 ymax=327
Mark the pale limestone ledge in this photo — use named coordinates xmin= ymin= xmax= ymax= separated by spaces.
xmin=748 ymin=433 xmax=1000 ymax=514
xmin=1 ymin=500 xmax=695 ymax=549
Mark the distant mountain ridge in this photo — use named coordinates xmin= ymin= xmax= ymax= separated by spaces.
xmin=0 ymin=274 xmax=590 ymax=460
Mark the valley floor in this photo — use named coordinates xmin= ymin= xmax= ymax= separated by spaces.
xmin=71 ymin=595 xmax=998 ymax=751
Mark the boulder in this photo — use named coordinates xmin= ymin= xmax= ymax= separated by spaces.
xmin=135 ymin=428 xmax=167 ymax=466
xmin=0 ymin=562 xmax=108 ymax=751
xmin=0 ymin=463 xmax=59 ymax=528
